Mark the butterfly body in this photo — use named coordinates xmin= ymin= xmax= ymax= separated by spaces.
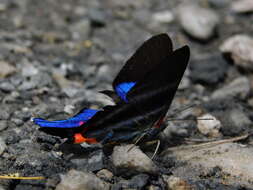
xmin=33 ymin=33 xmax=190 ymax=145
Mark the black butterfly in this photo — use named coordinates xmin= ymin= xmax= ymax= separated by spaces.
xmin=33 ymin=33 xmax=190 ymax=145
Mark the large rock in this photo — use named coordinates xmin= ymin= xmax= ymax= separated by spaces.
xmin=111 ymin=144 xmax=158 ymax=175
xmin=220 ymin=35 xmax=253 ymax=71
xmin=56 ymin=170 xmax=110 ymax=190
xmin=177 ymin=4 xmax=219 ymax=41
xmin=163 ymin=143 xmax=253 ymax=188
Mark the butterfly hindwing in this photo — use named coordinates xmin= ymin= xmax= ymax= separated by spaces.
xmin=33 ymin=108 xmax=98 ymax=128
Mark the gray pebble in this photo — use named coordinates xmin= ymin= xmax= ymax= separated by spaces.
xmin=0 ymin=120 xmax=8 ymax=131
xmin=11 ymin=118 xmax=24 ymax=126
xmin=220 ymin=35 xmax=253 ymax=71
xmin=0 ymin=109 xmax=10 ymax=120
xmin=0 ymin=138 xmax=7 ymax=155
xmin=70 ymin=19 xmax=91 ymax=41
xmin=211 ymin=77 xmax=250 ymax=100
xmin=177 ymin=4 xmax=219 ymax=41
xmin=96 ymin=169 xmax=113 ymax=182
xmin=0 ymin=61 xmax=16 ymax=79
xmin=152 ymin=11 xmax=174 ymax=24
xmin=230 ymin=0 xmax=253 ymax=13
xmin=0 ymin=82 xmax=15 ymax=92
xmin=222 ymin=109 xmax=251 ymax=136
xmin=56 ymin=169 xmax=110 ymax=190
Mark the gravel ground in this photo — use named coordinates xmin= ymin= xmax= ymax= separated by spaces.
xmin=0 ymin=0 xmax=253 ymax=189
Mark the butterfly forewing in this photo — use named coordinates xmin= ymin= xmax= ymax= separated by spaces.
xmin=112 ymin=33 xmax=173 ymax=102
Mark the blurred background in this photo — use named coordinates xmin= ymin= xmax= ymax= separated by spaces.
xmin=0 ymin=0 xmax=253 ymax=189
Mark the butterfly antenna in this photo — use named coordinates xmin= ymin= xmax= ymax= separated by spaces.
xmin=127 ymin=132 xmax=147 ymax=152
xmin=168 ymin=103 xmax=196 ymax=117
xmin=167 ymin=118 xmax=214 ymax=121
xmin=151 ymin=140 xmax=160 ymax=160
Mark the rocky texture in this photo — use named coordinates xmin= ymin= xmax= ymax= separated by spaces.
xmin=56 ymin=170 xmax=110 ymax=190
xmin=177 ymin=4 xmax=219 ymax=41
xmin=220 ymin=35 xmax=253 ymax=71
xmin=163 ymin=143 xmax=253 ymax=188
xmin=0 ymin=0 xmax=252 ymax=189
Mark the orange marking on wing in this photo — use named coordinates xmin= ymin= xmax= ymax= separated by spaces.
xmin=74 ymin=133 xmax=98 ymax=144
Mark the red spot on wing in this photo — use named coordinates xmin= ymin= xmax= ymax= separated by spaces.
xmin=74 ymin=133 xmax=98 ymax=144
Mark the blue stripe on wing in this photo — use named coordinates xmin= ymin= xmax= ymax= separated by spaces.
xmin=115 ymin=82 xmax=136 ymax=102
xmin=33 ymin=108 xmax=98 ymax=128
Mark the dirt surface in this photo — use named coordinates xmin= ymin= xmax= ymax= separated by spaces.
xmin=0 ymin=0 xmax=253 ymax=189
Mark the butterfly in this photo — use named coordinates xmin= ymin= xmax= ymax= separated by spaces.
xmin=33 ymin=33 xmax=190 ymax=145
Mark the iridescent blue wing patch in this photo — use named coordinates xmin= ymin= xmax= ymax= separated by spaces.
xmin=115 ymin=82 xmax=136 ymax=102
xmin=33 ymin=108 xmax=98 ymax=128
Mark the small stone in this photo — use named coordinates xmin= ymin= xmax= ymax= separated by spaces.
xmin=0 ymin=121 xmax=8 ymax=131
xmin=152 ymin=11 xmax=174 ymax=23
xmin=0 ymin=3 xmax=7 ymax=11
xmin=21 ymin=64 xmax=39 ymax=77
xmin=0 ymin=109 xmax=10 ymax=120
xmin=0 ymin=82 xmax=15 ymax=92
xmin=0 ymin=61 xmax=16 ymax=78
xmin=97 ymin=64 xmax=114 ymax=83
xmin=11 ymin=118 xmax=24 ymax=126
xmin=211 ymin=77 xmax=250 ymax=100
xmin=177 ymin=4 xmax=219 ymax=41
xmin=0 ymin=138 xmax=7 ymax=155
xmin=52 ymin=72 xmax=82 ymax=97
xmin=64 ymin=105 xmax=75 ymax=115
xmin=220 ymin=35 xmax=253 ymax=71
xmin=111 ymin=144 xmax=158 ymax=175
xmin=189 ymin=53 xmax=228 ymax=85
xmin=197 ymin=114 xmax=221 ymax=137
xmin=88 ymin=8 xmax=107 ymax=27
xmin=70 ymin=19 xmax=91 ymax=41
xmin=222 ymin=109 xmax=251 ymax=136
xmin=230 ymin=0 xmax=253 ymax=14
xmin=112 ymin=174 xmax=149 ymax=190
xmin=96 ymin=169 xmax=113 ymax=182
xmin=148 ymin=185 xmax=160 ymax=190
xmin=163 ymin=176 xmax=192 ymax=190
xmin=208 ymin=0 xmax=230 ymax=8
xmin=87 ymin=150 xmax=105 ymax=171
xmin=56 ymin=170 xmax=110 ymax=190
